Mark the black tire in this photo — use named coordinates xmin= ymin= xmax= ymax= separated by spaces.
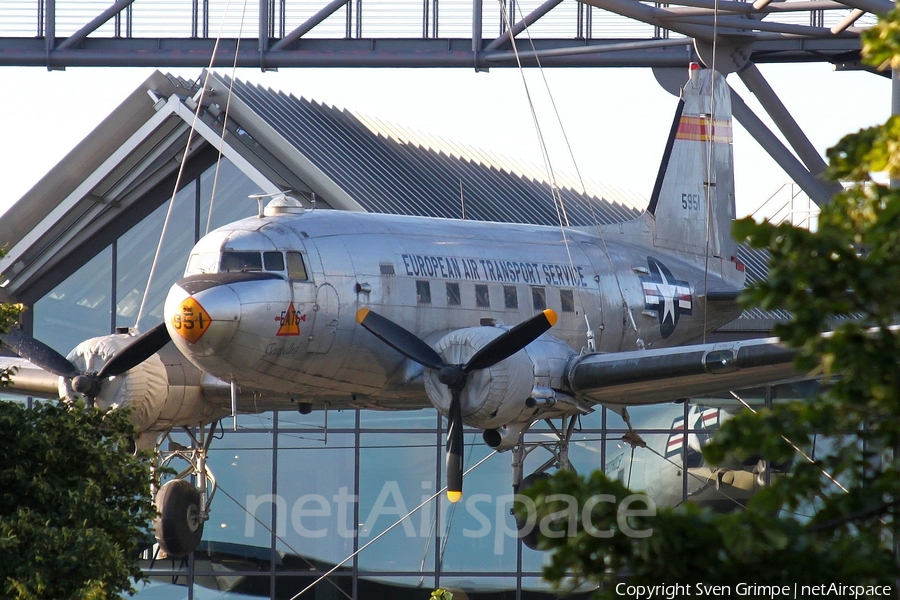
xmin=515 ymin=472 xmax=552 ymax=550
xmin=154 ymin=479 xmax=204 ymax=557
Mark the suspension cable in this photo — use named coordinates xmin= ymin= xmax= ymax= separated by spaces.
xmin=497 ymin=0 xmax=633 ymax=351
xmin=135 ymin=0 xmax=244 ymax=327
xmin=289 ymin=451 xmax=498 ymax=599
xmin=205 ymin=2 xmax=249 ymax=236
xmin=701 ymin=0 xmax=720 ymax=344
xmin=729 ymin=390 xmax=850 ymax=494
xmin=214 ymin=484 xmax=355 ymax=600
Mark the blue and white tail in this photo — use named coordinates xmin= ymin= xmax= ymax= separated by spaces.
xmin=646 ymin=65 xmax=737 ymax=264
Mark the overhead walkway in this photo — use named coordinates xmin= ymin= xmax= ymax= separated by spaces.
xmin=1 ymin=0 xmax=884 ymax=208
xmin=0 ymin=0 xmax=883 ymax=69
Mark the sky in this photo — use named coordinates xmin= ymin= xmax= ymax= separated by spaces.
xmin=0 ymin=62 xmax=892 ymax=219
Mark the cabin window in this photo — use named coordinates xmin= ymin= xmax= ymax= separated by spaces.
xmin=287 ymin=252 xmax=308 ymax=281
xmin=531 ymin=286 xmax=546 ymax=310
xmin=504 ymin=285 xmax=518 ymax=310
xmin=446 ymin=282 xmax=461 ymax=306
xmin=221 ymin=251 xmax=262 ymax=272
xmin=380 ymin=263 xmax=395 ymax=275
xmin=264 ymin=251 xmax=285 ymax=272
xmin=475 ymin=284 xmax=490 ymax=308
xmin=560 ymin=289 xmax=575 ymax=313
xmin=416 ymin=280 xmax=432 ymax=304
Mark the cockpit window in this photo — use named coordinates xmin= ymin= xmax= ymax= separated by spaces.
xmin=186 ymin=252 xmax=219 ymax=274
xmin=287 ymin=252 xmax=308 ymax=281
xmin=189 ymin=250 xmax=297 ymax=275
xmin=222 ymin=251 xmax=263 ymax=272
xmin=263 ymin=251 xmax=285 ymax=271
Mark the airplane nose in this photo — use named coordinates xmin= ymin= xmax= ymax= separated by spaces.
xmin=165 ymin=279 xmax=241 ymax=357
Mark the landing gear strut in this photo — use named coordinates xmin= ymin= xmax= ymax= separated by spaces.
xmin=153 ymin=420 xmax=219 ymax=557
xmin=511 ymin=415 xmax=580 ymax=549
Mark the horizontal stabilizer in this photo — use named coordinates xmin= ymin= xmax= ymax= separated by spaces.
xmin=706 ymin=289 xmax=741 ymax=302
xmin=567 ymin=337 xmax=801 ymax=407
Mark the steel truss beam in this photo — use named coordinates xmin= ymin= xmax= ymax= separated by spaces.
xmin=0 ymin=0 xmax=891 ymax=209
xmin=0 ymin=36 xmax=870 ymax=69
xmin=0 ymin=0 xmax=883 ymax=69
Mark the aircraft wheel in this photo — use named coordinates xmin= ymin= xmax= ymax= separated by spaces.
xmin=154 ymin=479 xmax=204 ymax=557
xmin=516 ymin=472 xmax=551 ymax=550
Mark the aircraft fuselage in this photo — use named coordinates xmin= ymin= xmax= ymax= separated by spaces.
xmin=164 ymin=208 xmax=742 ymax=413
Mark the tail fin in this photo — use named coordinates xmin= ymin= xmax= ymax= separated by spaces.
xmin=647 ymin=65 xmax=736 ymax=261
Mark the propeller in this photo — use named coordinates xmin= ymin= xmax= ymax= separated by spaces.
xmin=356 ymin=307 xmax=557 ymax=502
xmin=0 ymin=322 xmax=172 ymax=407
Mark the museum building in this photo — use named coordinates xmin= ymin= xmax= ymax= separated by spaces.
xmin=0 ymin=70 xmax=786 ymax=599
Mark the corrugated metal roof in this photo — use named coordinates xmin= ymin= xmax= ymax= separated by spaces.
xmin=219 ymin=74 xmax=787 ymax=331
xmin=718 ymin=244 xmax=791 ymax=330
xmin=0 ymin=69 xmax=786 ymax=335
xmin=223 ymin=75 xmax=644 ymax=226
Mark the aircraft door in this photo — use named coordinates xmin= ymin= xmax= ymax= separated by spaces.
xmin=581 ymin=242 xmax=623 ymax=352
xmin=302 ymin=237 xmax=349 ymax=355
xmin=286 ymin=250 xmax=317 ymax=344
xmin=578 ymin=242 xmax=608 ymax=349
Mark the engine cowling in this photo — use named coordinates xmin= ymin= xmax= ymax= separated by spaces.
xmin=425 ymin=327 xmax=533 ymax=430
xmin=60 ymin=333 xmax=169 ymax=436
xmin=423 ymin=326 xmax=577 ymax=432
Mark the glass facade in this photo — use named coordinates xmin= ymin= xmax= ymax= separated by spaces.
xmin=32 ymin=158 xmax=259 ymax=355
xmin=126 ymin=392 xmax=795 ymax=599
xmin=17 ymin=154 xmax=797 ymax=599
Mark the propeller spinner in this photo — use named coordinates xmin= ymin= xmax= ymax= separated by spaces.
xmin=356 ymin=308 xmax=557 ymax=502
xmin=1 ymin=323 xmax=171 ymax=407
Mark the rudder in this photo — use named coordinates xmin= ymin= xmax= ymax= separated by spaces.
xmin=647 ymin=65 xmax=736 ymax=262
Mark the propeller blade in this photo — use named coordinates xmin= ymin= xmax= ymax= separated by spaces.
xmin=464 ymin=309 xmax=557 ymax=373
xmin=356 ymin=308 xmax=445 ymax=370
xmin=98 ymin=322 xmax=172 ymax=379
xmin=0 ymin=329 xmax=79 ymax=379
xmin=445 ymin=391 xmax=464 ymax=503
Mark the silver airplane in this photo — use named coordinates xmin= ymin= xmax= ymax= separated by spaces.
xmin=0 ymin=65 xmax=802 ymax=557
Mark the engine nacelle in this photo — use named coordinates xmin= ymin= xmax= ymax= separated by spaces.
xmin=61 ymin=333 xmax=169 ymax=437
xmin=483 ymin=423 xmax=528 ymax=451
xmin=423 ymin=325 xmax=577 ymax=431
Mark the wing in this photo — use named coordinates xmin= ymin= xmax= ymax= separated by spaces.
xmin=567 ymin=337 xmax=802 ymax=408
xmin=0 ymin=356 xmax=62 ymax=399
